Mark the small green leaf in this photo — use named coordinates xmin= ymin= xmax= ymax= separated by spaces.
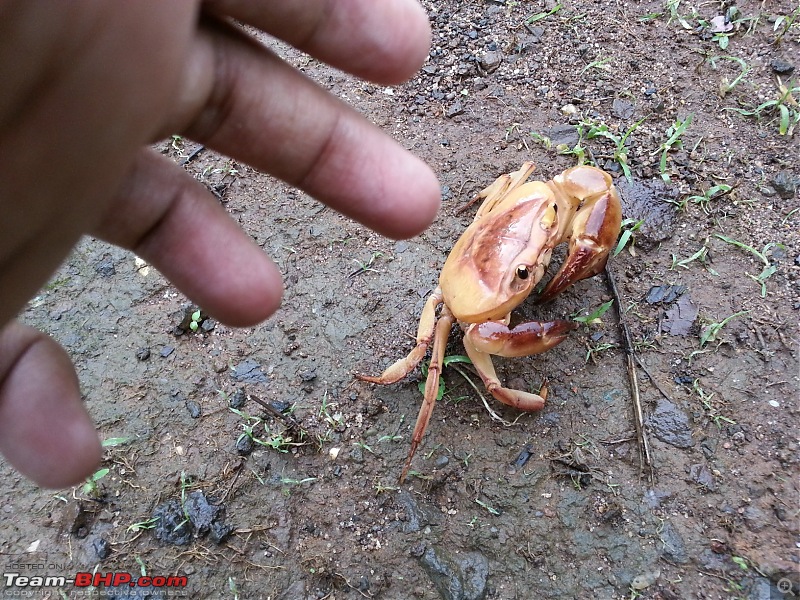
xmin=731 ymin=556 xmax=748 ymax=570
xmin=91 ymin=468 xmax=110 ymax=483
xmin=443 ymin=355 xmax=472 ymax=367
xmin=102 ymin=437 xmax=131 ymax=447
xmin=778 ymin=104 xmax=790 ymax=135
xmin=572 ymin=300 xmax=615 ymax=325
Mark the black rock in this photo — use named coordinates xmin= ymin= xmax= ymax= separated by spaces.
xmin=614 ymin=178 xmax=679 ymax=249
xmin=612 ymin=98 xmax=635 ymax=120
xmin=135 ymin=347 xmax=151 ymax=361
xmin=479 ymin=50 xmax=503 ymax=73
xmin=446 ymin=101 xmax=465 ymax=118
xmin=184 ymin=491 xmax=222 ymax=535
xmin=270 ymin=400 xmax=292 ymax=413
xmin=659 ymin=521 xmax=689 ymax=563
xmin=770 ymin=57 xmax=795 ymax=75
xmin=185 ymin=400 xmax=202 ymax=419
xmin=645 ymin=284 xmax=687 ymax=304
xmin=92 ymin=537 xmax=112 ymax=560
xmin=298 ymin=367 xmax=317 ymax=383
xmin=209 ymin=520 xmax=234 ymax=545
xmin=688 ymin=463 xmax=716 ymax=491
xmin=231 ymin=359 xmax=268 ymax=384
xmin=546 ymin=123 xmax=580 ymax=149
xmin=418 ymin=545 xmax=489 ymax=600
xmin=94 ymin=256 xmax=116 ymax=278
xmin=235 ymin=434 xmax=254 ymax=456
xmin=647 ymin=398 xmax=694 ymax=448
xmin=153 ymin=499 xmax=192 ymax=545
xmin=229 ymin=388 xmax=247 ymax=409
xmin=771 ymin=170 xmax=797 ymax=199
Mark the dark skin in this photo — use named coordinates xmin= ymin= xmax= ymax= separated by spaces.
xmin=0 ymin=0 xmax=440 ymax=487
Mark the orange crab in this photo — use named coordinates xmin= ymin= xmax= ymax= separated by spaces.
xmin=357 ymin=163 xmax=622 ymax=482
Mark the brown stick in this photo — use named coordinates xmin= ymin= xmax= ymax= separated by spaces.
xmin=604 ymin=264 xmax=654 ymax=480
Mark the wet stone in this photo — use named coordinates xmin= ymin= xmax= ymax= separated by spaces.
xmin=663 ymin=295 xmax=699 ymax=336
xmin=510 ymin=444 xmax=534 ymax=472
xmin=770 ymin=57 xmax=795 ymax=75
xmin=231 ymin=359 xmax=268 ymax=384
xmin=298 ymin=367 xmax=317 ymax=382
xmin=235 ymin=434 xmax=254 ymax=456
xmin=771 ymin=170 xmax=797 ymax=199
xmin=742 ymin=505 xmax=768 ymax=532
xmin=418 ymin=545 xmax=489 ymax=600
xmin=159 ymin=346 xmax=174 ymax=358
xmin=546 ymin=123 xmax=580 ymax=149
xmin=645 ymin=284 xmax=686 ymax=305
xmin=479 ymin=50 xmax=503 ymax=73
xmin=614 ymin=179 xmax=679 ymax=249
xmin=688 ymin=463 xmax=716 ymax=491
xmin=228 ymin=389 xmax=247 ymax=409
xmin=94 ymin=256 xmax=116 ymax=278
xmin=396 ymin=491 xmax=440 ymax=533
xmin=270 ymin=399 xmax=292 ymax=413
xmin=92 ymin=537 xmax=112 ymax=560
xmin=153 ymin=499 xmax=192 ymax=545
xmin=446 ymin=101 xmax=464 ymax=118
xmin=659 ymin=521 xmax=689 ymax=564
xmin=185 ymin=491 xmax=220 ymax=534
xmin=434 ymin=455 xmax=450 ymax=469
xmin=612 ymin=98 xmax=635 ymax=120
xmin=647 ymin=398 xmax=694 ymax=448
xmin=185 ymin=400 xmax=202 ymax=419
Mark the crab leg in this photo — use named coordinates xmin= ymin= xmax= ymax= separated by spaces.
xmin=460 ymin=161 xmax=537 ymax=219
xmin=399 ymin=304 xmax=455 ymax=483
xmin=539 ymin=166 xmax=622 ymax=302
xmin=356 ymin=288 xmax=443 ymax=385
xmin=462 ymin=319 xmax=576 ymax=410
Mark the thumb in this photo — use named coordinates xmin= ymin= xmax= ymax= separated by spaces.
xmin=0 ymin=322 xmax=101 ymax=488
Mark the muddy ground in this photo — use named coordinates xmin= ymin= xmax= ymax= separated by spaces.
xmin=2 ymin=2 xmax=799 ymax=599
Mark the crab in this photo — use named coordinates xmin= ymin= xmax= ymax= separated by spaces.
xmin=357 ymin=162 xmax=622 ymax=482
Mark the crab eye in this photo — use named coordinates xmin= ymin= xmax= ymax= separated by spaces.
xmin=516 ymin=265 xmax=530 ymax=280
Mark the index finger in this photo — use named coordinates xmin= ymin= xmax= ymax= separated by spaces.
xmin=170 ymin=16 xmax=440 ymax=240
xmin=204 ymin=0 xmax=432 ymax=84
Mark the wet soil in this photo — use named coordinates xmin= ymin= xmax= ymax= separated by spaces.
xmin=2 ymin=2 xmax=798 ymax=599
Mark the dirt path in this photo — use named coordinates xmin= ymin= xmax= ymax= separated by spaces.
xmin=3 ymin=2 xmax=798 ymax=599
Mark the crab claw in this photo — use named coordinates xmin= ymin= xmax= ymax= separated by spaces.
xmin=465 ymin=319 xmax=577 ymax=357
xmin=538 ymin=166 xmax=622 ymax=302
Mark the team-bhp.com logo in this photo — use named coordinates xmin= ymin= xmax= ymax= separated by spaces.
xmin=4 ymin=572 xmax=188 ymax=589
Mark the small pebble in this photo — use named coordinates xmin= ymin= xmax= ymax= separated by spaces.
xmin=185 ymin=400 xmax=202 ymax=419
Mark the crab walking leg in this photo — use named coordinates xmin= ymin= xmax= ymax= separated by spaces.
xmin=539 ymin=166 xmax=622 ymax=302
xmin=356 ymin=288 xmax=444 ymax=385
xmin=399 ymin=305 xmax=455 ymax=483
xmin=461 ymin=319 xmax=576 ymax=410
xmin=461 ymin=161 xmax=537 ymax=219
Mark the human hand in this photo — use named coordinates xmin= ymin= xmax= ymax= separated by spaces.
xmin=0 ymin=0 xmax=440 ymax=487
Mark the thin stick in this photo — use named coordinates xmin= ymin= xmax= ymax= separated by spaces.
xmin=605 ymin=264 xmax=654 ymax=480
xmin=179 ymin=144 xmax=205 ymax=166
xmin=248 ymin=394 xmax=308 ymax=438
